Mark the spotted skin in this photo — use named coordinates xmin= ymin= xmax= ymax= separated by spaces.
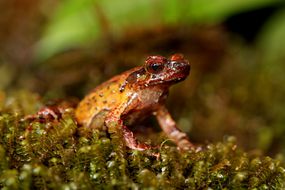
xmin=75 ymin=54 xmax=193 ymax=151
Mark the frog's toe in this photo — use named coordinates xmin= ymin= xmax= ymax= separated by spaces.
xmin=177 ymin=139 xmax=195 ymax=151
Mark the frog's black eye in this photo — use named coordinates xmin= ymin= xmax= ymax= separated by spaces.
xmin=147 ymin=62 xmax=164 ymax=73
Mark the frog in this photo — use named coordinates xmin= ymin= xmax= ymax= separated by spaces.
xmin=75 ymin=54 xmax=193 ymax=151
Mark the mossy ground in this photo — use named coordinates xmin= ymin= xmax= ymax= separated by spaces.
xmin=0 ymin=92 xmax=284 ymax=189
xmin=1 ymin=1 xmax=285 ymax=189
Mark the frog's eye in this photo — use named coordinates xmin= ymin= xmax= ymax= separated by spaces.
xmin=147 ymin=62 xmax=164 ymax=73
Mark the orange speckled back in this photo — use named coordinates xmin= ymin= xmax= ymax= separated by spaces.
xmin=75 ymin=74 xmax=130 ymax=126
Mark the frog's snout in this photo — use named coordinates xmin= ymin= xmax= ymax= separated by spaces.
xmin=182 ymin=61 xmax=190 ymax=75
xmin=170 ymin=60 xmax=190 ymax=75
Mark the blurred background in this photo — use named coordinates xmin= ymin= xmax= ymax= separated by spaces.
xmin=0 ymin=0 xmax=285 ymax=156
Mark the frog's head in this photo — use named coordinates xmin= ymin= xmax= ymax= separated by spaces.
xmin=123 ymin=54 xmax=190 ymax=90
xmin=144 ymin=54 xmax=190 ymax=85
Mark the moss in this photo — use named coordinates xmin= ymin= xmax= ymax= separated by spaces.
xmin=0 ymin=92 xmax=284 ymax=189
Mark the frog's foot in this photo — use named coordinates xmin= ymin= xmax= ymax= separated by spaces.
xmin=23 ymin=106 xmax=62 ymax=123
xmin=177 ymin=138 xmax=195 ymax=151
xmin=122 ymin=125 xmax=152 ymax=151
xmin=169 ymin=131 xmax=194 ymax=151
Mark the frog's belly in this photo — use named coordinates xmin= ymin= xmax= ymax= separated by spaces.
xmin=122 ymin=108 xmax=155 ymax=126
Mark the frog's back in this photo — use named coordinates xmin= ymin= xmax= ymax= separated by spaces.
xmin=75 ymin=73 xmax=130 ymax=126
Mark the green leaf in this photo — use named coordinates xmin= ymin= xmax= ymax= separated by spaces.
xmin=257 ymin=8 xmax=285 ymax=63
xmin=36 ymin=0 xmax=99 ymax=60
xmin=36 ymin=0 xmax=280 ymax=60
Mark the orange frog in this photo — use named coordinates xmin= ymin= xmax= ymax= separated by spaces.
xmin=75 ymin=54 xmax=193 ymax=151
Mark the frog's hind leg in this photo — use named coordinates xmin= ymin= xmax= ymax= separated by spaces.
xmin=87 ymin=109 xmax=109 ymax=129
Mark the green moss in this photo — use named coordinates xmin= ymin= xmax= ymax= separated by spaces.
xmin=0 ymin=92 xmax=284 ymax=189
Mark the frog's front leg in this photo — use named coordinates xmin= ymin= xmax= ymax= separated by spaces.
xmin=155 ymin=105 xmax=193 ymax=150
xmin=104 ymin=93 xmax=152 ymax=151
xmin=105 ymin=115 xmax=151 ymax=151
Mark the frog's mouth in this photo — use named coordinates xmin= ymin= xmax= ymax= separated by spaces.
xmin=168 ymin=75 xmax=188 ymax=83
xmin=148 ymin=73 xmax=188 ymax=86
xmin=163 ymin=74 xmax=188 ymax=84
